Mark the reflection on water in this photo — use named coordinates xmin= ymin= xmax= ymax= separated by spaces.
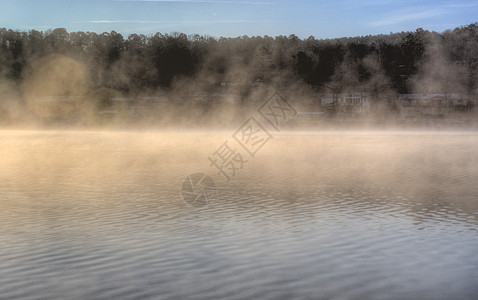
xmin=1 ymin=130 xmax=478 ymax=299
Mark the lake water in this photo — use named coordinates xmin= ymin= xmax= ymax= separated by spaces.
xmin=1 ymin=130 xmax=478 ymax=299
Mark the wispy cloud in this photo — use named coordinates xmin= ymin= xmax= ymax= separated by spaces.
xmin=114 ymin=0 xmax=275 ymax=4
xmin=369 ymin=2 xmax=478 ymax=28
xmin=445 ymin=2 xmax=478 ymax=8
xmin=370 ymin=8 xmax=448 ymax=27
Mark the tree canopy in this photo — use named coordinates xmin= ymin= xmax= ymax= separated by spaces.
xmin=0 ymin=24 xmax=477 ymax=97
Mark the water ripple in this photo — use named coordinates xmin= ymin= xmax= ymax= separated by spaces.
xmin=1 ymin=131 xmax=478 ymax=299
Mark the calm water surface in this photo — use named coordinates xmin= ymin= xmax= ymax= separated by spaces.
xmin=1 ymin=130 xmax=478 ymax=299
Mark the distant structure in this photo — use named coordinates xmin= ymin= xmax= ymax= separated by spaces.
xmin=398 ymin=94 xmax=473 ymax=118
xmin=320 ymin=93 xmax=371 ymax=116
xmin=335 ymin=93 xmax=371 ymax=115
xmin=319 ymin=92 xmax=475 ymax=122
xmin=29 ymin=88 xmax=477 ymax=125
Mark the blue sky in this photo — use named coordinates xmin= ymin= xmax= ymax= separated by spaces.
xmin=1 ymin=0 xmax=477 ymax=38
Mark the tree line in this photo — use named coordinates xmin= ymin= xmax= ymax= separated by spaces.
xmin=1 ymin=24 xmax=477 ymax=102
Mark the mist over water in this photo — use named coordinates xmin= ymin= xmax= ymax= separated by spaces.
xmin=2 ymin=22 xmax=478 ymax=300
xmin=1 ymin=130 xmax=478 ymax=299
xmin=1 ymin=25 xmax=478 ymax=130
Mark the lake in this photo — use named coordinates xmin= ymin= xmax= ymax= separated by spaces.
xmin=1 ymin=130 xmax=478 ymax=299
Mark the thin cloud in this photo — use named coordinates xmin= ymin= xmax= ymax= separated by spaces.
xmin=114 ymin=0 xmax=275 ymax=4
xmin=369 ymin=2 xmax=478 ymax=28
xmin=445 ymin=2 xmax=478 ymax=8
xmin=370 ymin=8 xmax=448 ymax=27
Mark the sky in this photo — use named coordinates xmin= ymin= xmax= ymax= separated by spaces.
xmin=1 ymin=0 xmax=477 ymax=39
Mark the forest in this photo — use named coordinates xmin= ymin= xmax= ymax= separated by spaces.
xmin=0 ymin=23 xmax=477 ymax=124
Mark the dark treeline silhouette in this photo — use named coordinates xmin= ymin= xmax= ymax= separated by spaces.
xmin=0 ymin=24 xmax=478 ymax=126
